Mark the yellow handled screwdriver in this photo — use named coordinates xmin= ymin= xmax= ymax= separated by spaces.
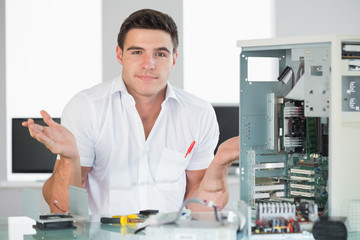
xmin=101 ymin=214 xmax=145 ymax=226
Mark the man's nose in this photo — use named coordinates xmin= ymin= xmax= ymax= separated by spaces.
xmin=142 ymin=54 xmax=155 ymax=70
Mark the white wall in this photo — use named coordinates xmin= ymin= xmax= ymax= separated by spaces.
xmin=274 ymin=0 xmax=360 ymax=36
xmin=0 ymin=0 xmax=6 ymax=185
xmin=0 ymin=0 xmax=14 ymax=216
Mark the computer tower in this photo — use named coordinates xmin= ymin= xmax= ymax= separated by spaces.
xmin=237 ymin=35 xmax=360 ymax=238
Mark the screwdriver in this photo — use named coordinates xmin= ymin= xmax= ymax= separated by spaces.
xmin=101 ymin=214 xmax=145 ymax=226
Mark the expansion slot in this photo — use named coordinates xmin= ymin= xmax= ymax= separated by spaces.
xmin=290 ymin=168 xmax=315 ymax=175
xmin=290 ymin=191 xmax=314 ymax=198
xmin=253 ymin=162 xmax=285 ymax=170
xmin=290 ymin=176 xmax=315 ymax=182
xmin=297 ymin=162 xmax=319 ymax=167
xmin=254 ymin=184 xmax=285 ymax=192
xmin=254 ymin=192 xmax=285 ymax=199
xmin=290 ymin=183 xmax=315 ymax=190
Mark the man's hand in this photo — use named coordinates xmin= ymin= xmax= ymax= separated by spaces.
xmin=185 ymin=136 xmax=240 ymax=211
xmin=22 ymin=110 xmax=79 ymax=160
xmin=214 ymin=136 xmax=240 ymax=168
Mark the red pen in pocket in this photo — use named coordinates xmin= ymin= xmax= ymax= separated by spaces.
xmin=185 ymin=141 xmax=196 ymax=158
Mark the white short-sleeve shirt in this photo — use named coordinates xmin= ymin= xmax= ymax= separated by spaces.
xmin=61 ymin=76 xmax=219 ymax=215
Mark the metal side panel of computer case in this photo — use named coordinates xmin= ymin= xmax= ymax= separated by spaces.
xmin=236 ymin=35 xmax=360 ymax=239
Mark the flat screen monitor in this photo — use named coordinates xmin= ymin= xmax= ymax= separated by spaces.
xmin=9 ymin=118 xmax=60 ymax=181
xmin=212 ymin=104 xmax=239 ymax=156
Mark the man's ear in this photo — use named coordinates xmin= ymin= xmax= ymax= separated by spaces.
xmin=172 ymin=51 xmax=178 ymax=67
xmin=116 ymin=45 xmax=123 ymax=65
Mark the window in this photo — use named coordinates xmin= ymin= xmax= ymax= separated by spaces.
xmin=5 ymin=0 xmax=102 ymax=181
xmin=183 ymin=0 xmax=274 ymax=103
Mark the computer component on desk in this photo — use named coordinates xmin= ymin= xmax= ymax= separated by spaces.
xmin=143 ymin=199 xmax=243 ymax=240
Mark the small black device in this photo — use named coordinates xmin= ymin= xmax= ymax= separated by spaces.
xmin=312 ymin=216 xmax=347 ymax=240
xmin=139 ymin=209 xmax=159 ymax=216
xmin=33 ymin=214 xmax=76 ymax=230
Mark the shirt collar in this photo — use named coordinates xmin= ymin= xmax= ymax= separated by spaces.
xmin=165 ymin=82 xmax=183 ymax=108
xmin=112 ymin=76 xmax=128 ymax=94
xmin=112 ymin=76 xmax=183 ymax=107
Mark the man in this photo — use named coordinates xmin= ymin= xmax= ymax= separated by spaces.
xmin=23 ymin=9 xmax=239 ymax=215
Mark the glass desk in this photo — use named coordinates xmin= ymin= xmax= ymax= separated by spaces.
xmin=1 ymin=216 xmax=145 ymax=240
xmin=1 ymin=216 xmax=360 ymax=240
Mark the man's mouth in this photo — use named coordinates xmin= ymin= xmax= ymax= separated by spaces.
xmin=136 ymin=75 xmax=158 ymax=81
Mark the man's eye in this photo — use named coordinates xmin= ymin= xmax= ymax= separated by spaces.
xmin=132 ymin=51 xmax=141 ymax=55
xmin=156 ymin=52 xmax=166 ymax=57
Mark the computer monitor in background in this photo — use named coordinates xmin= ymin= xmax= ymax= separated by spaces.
xmin=212 ymin=104 xmax=239 ymax=156
xmin=9 ymin=118 xmax=60 ymax=181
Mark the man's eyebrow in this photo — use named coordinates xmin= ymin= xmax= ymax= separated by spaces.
xmin=126 ymin=46 xmax=144 ymax=51
xmin=155 ymin=47 xmax=171 ymax=54
xmin=126 ymin=46 xmax=171 ymax=54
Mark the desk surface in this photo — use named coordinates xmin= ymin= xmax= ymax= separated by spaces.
xmin=1 ymin=216 xmax=145 ymax=240
xmin=2 ymin=216 xmax=360 ymax=240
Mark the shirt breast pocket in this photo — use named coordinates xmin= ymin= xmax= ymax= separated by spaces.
xmin=154 ymin=148 xmax=191 ymax=183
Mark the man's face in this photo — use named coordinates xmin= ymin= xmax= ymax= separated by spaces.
xmin=116 ymin=29 xmax=178 ymax=99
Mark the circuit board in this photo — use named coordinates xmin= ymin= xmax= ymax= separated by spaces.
xmin=287 ymin=153 xmax=328 ymax=209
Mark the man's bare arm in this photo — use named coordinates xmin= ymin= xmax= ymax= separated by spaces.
xmin=42 ymin=159 xmax=91 ymax=213
xmin=185 ymin=136 xmax=240 ymax=211
xmin=22 ymin=110 xmax=87 ymax=213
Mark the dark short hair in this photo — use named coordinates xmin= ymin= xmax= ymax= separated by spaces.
xmin=117 ymin=9 xmax=179 ymax=53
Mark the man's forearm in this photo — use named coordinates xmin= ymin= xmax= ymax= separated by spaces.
xmin=43 ymin=156 xmax=81 ymax=213
xmin=186 ymin=157 xmax=231 ymax=211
